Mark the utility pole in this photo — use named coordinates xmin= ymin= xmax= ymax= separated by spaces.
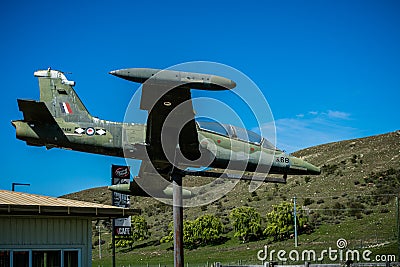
xmin=293 ymin=196 xmax=298 ymax=247
xmin=96 ymin=225 xmax=102 ymax=259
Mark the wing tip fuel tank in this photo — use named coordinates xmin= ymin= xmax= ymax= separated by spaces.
xmin=108 ymin=183 xmax=194 ymax=199
xmin=109 ymin=68 xmax=236 ymax=90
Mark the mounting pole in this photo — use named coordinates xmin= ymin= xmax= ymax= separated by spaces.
xmin=172 ymin=171 xmax=184 ymax=267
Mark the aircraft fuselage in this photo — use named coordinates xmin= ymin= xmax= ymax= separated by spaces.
xmin=12 ymin=68 xmax=320 ymax=185
xmin=12 ymin=116 xmax=320 ymax=176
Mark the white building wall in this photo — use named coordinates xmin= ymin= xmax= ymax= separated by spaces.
xmin=0 ymin=216 xmax=92 ymax=266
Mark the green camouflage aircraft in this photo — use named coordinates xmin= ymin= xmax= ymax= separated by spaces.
xmin=12 ymin=68 xmax=320 ymax=198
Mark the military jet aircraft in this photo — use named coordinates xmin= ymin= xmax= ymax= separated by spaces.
xmin=12 ymin=68 xmax=320 ymax=198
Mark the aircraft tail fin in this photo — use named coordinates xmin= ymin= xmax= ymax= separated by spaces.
xmin=34 ymin=68 xmax=93 ymax=122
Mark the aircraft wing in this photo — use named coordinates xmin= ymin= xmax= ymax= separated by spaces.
xmin=141 ymin=83 xmax=200 ymax=173
xmin=110 ymin=67 xmax=235 ymax=175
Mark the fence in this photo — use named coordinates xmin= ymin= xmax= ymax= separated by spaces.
xmin=216 ymin=262 xmax=400 ymax=267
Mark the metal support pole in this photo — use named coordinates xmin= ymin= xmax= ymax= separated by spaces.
xmin=112 ymin=219 xmax=116 ymax=267
xmin=293 ymin=196 xmax=298 ymax=247
xmin=172 ymin=171 xmax=184 ymax=267
xmin=111 ymin=171 xmax=116 ymax=267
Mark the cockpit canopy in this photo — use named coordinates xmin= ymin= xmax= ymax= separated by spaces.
xmin=196 ymin=120 xmax=278 ymax=150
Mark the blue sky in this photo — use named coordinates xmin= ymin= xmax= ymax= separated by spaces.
xmin=0 ymin=0 xmax=399 ymax=196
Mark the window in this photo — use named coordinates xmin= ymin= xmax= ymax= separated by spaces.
xmin=0 ymin=251 xmax=10 ymax=267
xmin=231 ymin=126 xmax=262 ymax=144
xmin=32 ymin=250 xmax=61 ymax=267
xmin=246 ymin=130 xmax=262 ymax=144
xmin=197 ymin=121 xmax=229 ymax=136
xmin=198 ymin=121 xmax=263 ymax=144
xmin=262 ymin=138 xmax=278 ymax=150
xmin=13 ymin=251 xmax=28 ymax=267
xmin=0 ymin=249 xmax=80 ymax=267
xmin=63 ymin=251 xmax=78 ymax=267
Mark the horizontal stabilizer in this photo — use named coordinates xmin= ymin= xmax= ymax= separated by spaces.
xmin=17 ymin=99 xmax=56 ymax=123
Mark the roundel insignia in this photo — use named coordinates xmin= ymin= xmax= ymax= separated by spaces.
xmin=86 ymin=127 xmax=95 ymax=136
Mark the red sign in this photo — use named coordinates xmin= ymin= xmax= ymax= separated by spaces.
xmin=112 ymin=165 xmax=130 ymax=179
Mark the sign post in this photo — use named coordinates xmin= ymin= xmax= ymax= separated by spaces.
xmin=111 ymin=165 xmax=131 ymax=267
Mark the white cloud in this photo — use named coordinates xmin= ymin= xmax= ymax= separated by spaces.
xmin=259 ymin=110 xmax=359 ymax=152
xmin=327 ymin=110 xmax=351 ymax=120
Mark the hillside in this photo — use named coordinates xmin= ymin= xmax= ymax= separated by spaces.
xmin=62 ymin=130 xmax=400 ymax=265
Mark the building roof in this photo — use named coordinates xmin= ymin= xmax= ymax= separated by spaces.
xmin=0 ymin=190 xmax=140 ymax=218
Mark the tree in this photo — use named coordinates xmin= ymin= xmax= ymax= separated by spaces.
xmin=303 ymin=198 xmax=314 ymax=206
xmin=264 ymin=201 xmax=310 ymax=242
xmin=115 ymin=215 xmax=150 ymax=249
xmin=160 ymin=214 xmax=224 ymax=249
xmin=229 ymin=206 xmax=262 ymax=243
xmin=131 ymin=215 xmax=151 ymax=242
xmin=160 ymin=222 xmax=174 ymax=244
xmin=193 ymin=214 xmax=224 ymax=245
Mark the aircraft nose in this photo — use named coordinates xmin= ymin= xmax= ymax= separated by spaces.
xmin=289 ymin=156 xmax=321 ymax=175
xmin=306 ymin=162 xmax=321 ymax=175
